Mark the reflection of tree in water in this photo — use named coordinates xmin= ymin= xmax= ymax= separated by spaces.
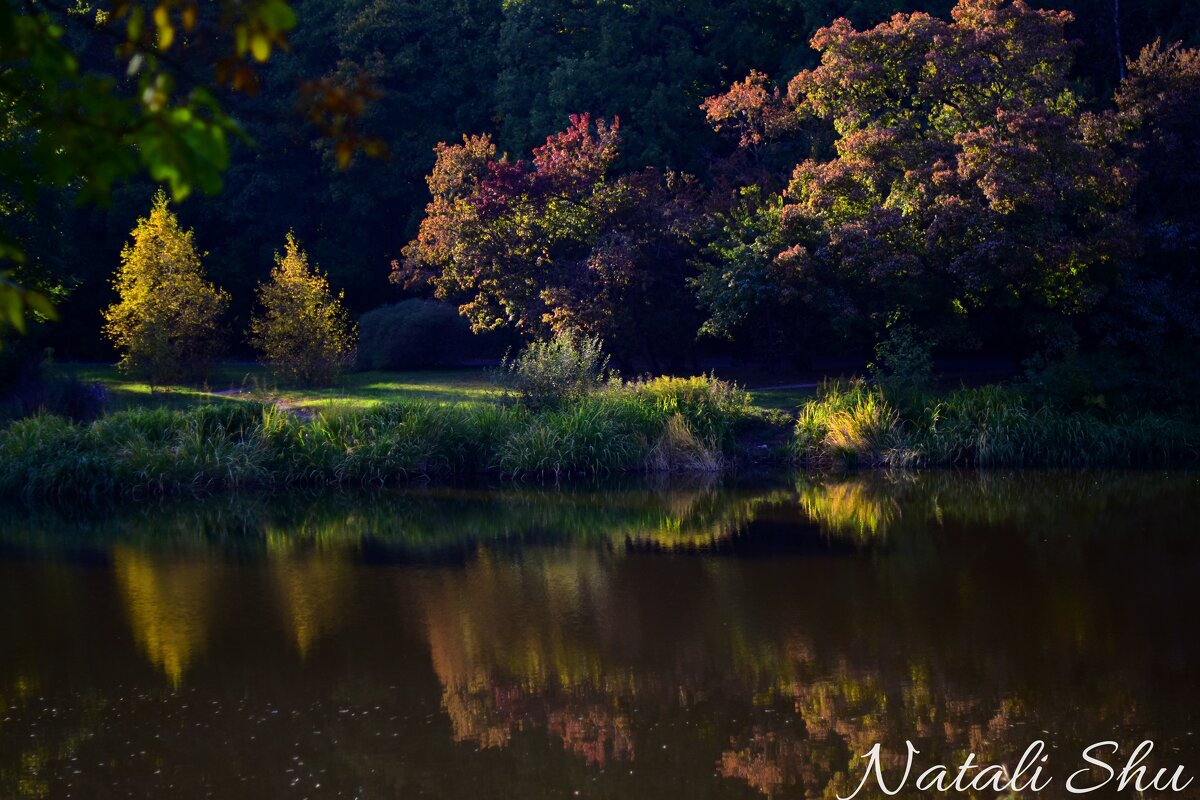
xmin=716 ymin=670 xmax=1030 ymax=798
xmin=410 ymin=480 xmax=1198 ymax=797
xmin=422 ymin=547 xmax=640 ymax=765
xmin=2 ymin=471 xmax=1198 ymax=797
xmin=0 ymin=675 xmax=105 ymax=800
xmin=113 ymin=546 xmax=216 ymax=686
xmin=265 ymin=535 xmax=353 ymax=657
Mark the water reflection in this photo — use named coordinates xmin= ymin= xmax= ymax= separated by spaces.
xmin=0 ymin=471 xmax=1197 ymax=798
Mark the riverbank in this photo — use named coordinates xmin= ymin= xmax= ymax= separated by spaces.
xmin=2 ymin=378 xmax=1197 ymax=500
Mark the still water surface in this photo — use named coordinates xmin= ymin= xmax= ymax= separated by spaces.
xmin=1 ymin=471 xmax=1198 ymax=799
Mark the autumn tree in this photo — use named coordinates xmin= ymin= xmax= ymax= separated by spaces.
xmin=697 ymin=0 xmax=1132 ymax=357
xmin=250 ymin=232 xmax=356 ymax=385
xmin=397 ymin=114 xmax=700 ymax=366
xmin=103 ymin=191 xmax=229 ymax=383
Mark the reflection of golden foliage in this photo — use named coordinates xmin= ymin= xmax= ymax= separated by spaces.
xmin=271 ymin=550 xmax=352 ymax=657
xmin=796 ymin=481 xmax=901 ymax=540
xmin=440 ymin=683 xmax=534 ymax=749
xmin=113 ymin=546 xmax=215 ymax=686
xmin=422 ymin=549 xmax=644 ymax=760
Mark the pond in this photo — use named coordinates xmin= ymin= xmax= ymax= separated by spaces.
xmin=1 ymin=471 xmax=1198 ymax=799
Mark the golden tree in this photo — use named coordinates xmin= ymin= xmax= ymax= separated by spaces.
xmin=250 ymin=232 xmax=356 ymax=385
xmin=103 ymin=191 xmax=229 ymax=383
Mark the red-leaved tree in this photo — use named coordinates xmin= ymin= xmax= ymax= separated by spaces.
xmin=696 ymin=0 xmax=1133 ymax=355
xmin=396 ymin=114 xmax=699 ymax=365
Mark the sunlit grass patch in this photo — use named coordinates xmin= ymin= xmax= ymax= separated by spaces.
xmin=52 ymin=364 xmax=502 ymax=412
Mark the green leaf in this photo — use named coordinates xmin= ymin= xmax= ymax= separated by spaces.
xmin=257 ymin=0 xmax=296 ymax=32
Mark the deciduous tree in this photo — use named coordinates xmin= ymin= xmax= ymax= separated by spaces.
xmin=697 ymin=0 xmax=1133 ymax=356
xmin=398 ymin=114 xmax=699 ymax=366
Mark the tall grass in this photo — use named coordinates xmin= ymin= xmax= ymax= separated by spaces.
xmin=790 ymin=380 xmax=1200 ymax=469
xmin=0 ymin=375 xmax=757 ymax=499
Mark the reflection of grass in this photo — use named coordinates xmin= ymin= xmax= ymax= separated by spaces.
xmin=796 ymin=479 xmax=902 ymax=540
xmin=0 ymin=481 xmax=785 ymax=560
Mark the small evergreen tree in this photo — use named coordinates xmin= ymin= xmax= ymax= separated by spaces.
xmin=103 ymin=191 xmax=229 ymax=383
xmin=249 ymin=232 xmax=356 ymax=385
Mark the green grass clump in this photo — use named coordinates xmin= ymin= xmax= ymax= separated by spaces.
xmin=792 ymin=381 xmax=910 ymax=467
xmin=630 ymin=374 xmax=753 ymax=451
xmin=494 ymin=399 xmax=647 ymax=478
xmin=790 ymin=381 xmax=1200 ymax=469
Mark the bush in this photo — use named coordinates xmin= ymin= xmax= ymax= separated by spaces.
xmin=493 ymin=331 xmax=616 ymax=410
xmin=249 ymin=232 xmax=357 ymax=385
xmin=868 ymin=319 xmax=933 ymax=410
xmin=356 ymin=299 xmax=501 ymax=370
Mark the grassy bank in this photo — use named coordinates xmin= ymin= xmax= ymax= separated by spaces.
xmin=0 ymin=377 xmax=765 ymax=499
xmin=4 ymin=374 xmax=1198 ymax=501
xmin=792 ymin=381 xmax=1200 ymax=468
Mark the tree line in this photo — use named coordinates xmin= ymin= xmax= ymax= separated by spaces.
xmin=3 ymin=0 xmax=1199 ymax=407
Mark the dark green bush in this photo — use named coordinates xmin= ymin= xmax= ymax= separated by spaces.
xmin=356 ymin=299 xmax=505 ymax=371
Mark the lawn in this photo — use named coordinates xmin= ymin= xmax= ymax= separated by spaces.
xmin=57 ymin=364 xmax=502 ymax=412
xmin=55 ymin=363 xmax=813 ymax=415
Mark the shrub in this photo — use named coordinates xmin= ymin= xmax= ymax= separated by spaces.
xmin=790 ymin=381 xmax=1200 ymax=469
xmin=493 ymin=331 xmax=616 ymax=410
xmin=249 ymin=232 xmax=357 ymax=385
xmin=103 ymin=190 xmax=229 ymax=384
xmin=356 ymin=299 xmax=497 ymax=370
